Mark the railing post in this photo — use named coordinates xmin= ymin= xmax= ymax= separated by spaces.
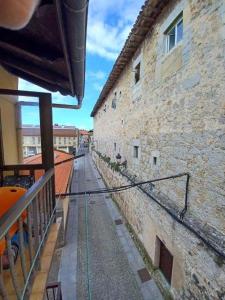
xmin=0 ymin=256 xmax=8 ymax=300
xmin=6 ymin=233 xmax=21 ymax=299
xmin=39 ymin=93 xmax=56 ymax=211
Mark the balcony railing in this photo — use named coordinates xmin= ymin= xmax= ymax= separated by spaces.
xmin=0 ymin=168 xmax=55 ymax=299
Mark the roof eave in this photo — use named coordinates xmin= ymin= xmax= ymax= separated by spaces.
xmin=90 ymin=0 xmax=170 ymax=117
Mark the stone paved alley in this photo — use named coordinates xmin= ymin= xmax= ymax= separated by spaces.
xmin=59 ymin=153 xmax=163 ymax=300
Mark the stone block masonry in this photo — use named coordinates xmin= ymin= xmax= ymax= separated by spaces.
xmin=92 ymin=151 xmax=225 ymax=300
xmin=92 ymin=0 xmax=225 ymax=299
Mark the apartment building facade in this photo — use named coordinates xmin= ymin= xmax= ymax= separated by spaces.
xmin=91 ymin=1 xmax=225 ymax=299
xmin=78 ymin=129 xmax=90 ymax=146
xmin=22 ymin=125 xmax=78 ymax=157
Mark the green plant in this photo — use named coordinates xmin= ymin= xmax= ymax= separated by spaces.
xmin=95 ymin=150 xmax=121 ymax=172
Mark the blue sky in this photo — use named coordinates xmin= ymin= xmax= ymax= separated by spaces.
xmin=19 ymin=0 xmax=144 ymax=130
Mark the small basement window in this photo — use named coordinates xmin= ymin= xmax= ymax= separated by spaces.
xmin=134 ymin=62 xmax=141 ymax=84
xmin=165 ymin=14 xmax=183 ymax=52
xmin=133 ymin=146 xmax=139 ymax=158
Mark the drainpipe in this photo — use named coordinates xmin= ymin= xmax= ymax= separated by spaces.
xmin=56 ymin=0 xmax=89 ymax=107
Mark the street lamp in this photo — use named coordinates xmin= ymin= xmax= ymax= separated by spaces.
xmin=116 ymin=153 xmax=122 ymax=164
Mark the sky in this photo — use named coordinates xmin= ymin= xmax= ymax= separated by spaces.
xmin=19 ymin=0 xmax=144 ymax=130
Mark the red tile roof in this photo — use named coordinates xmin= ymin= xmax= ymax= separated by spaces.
xmin=24 ymin=150 xmax=74 ymax=195
xmin=22 ymin=126 xmax=78 ymax=137
xmin=79 ymin=130 xmax=89 ymax=135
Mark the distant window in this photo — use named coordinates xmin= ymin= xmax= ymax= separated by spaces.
xmin=165 ymin=14 xmax=183 ymax=52
xmin=114 ymin=143 xmax=116 ymax=151
xmin=133 ymin=146 xmax=139 ymax=158
xmin=112 ymin=95 xmax=117 ymax=109
xmin=134 ymin=62 xmax=141 ymax=84
xmin=153 ymin=157 xmax=157 ymax=165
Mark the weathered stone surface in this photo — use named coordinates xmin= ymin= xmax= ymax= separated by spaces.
xmin=92 ymin=1 xmax=225 ymax=299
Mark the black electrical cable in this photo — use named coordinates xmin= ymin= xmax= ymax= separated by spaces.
xmin=121 ymin=172 xmax=225 ymax=260
xmin=56 ymin=172 xmax=189 ymax=197
xmin=56 ymin=172 xmax=225 ymax=260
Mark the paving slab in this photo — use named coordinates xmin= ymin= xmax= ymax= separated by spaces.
xmin=59 ymin=153 xmax=164 ymax=300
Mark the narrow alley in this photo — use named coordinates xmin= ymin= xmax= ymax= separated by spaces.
xmin=59 ymin=153 xmax=163 ymax=300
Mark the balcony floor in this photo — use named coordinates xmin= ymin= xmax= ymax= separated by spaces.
xmin=59 ymin=153 xmax=163 ymax=300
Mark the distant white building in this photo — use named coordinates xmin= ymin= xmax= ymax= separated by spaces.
xmin=22 ymin=124 xmax=78 ymax=157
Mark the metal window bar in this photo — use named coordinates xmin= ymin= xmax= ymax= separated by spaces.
xmin=0 ymin=168 xmax=55 ymax=300
xmin=27 ymin=205 xmax=34 ymax=267
xmin=18 ymin=217 xmax=27 ymax=282
xmin=43 ymin=185 xmax=49 ymax=229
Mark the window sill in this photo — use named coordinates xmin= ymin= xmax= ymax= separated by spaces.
xmin=162 ymin=41 xmax=183 ymax=62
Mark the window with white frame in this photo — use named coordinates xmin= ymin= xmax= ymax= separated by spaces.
xmin=165 ymin=14 xmax=183 ymax=53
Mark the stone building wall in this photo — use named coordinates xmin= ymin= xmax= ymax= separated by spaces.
xmin=93 ymin=0 xmax=225 ymax=299
xmin=93 ymin=152 xmax=225 ymax=299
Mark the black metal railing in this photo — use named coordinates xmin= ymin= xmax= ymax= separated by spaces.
xmin=0 ymin=168 xmax=55 ymax=299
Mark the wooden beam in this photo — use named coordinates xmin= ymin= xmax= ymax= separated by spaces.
xmin=0 ymin=41 xmax=55 ymax=64
xmin=0 ymin=53 xmax=68 ymax=88
xmin=39 ymin=93 xmax=55 ymax=209
xmin=39 ymin=94 xmax=54 ymax=171
xmin=1 ymin=164 xmax=43 ymax=171
xmin=0 ymin=89 xmax=51 ymax=98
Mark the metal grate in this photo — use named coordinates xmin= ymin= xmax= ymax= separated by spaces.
xmin=137 ymin=268 xmax=151 ymax=283
xmin=114 ymin=219 xmax=123 ymax=225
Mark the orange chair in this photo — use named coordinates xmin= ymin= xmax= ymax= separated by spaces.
xmin=0 ymin=187 xmax=27 ymax=256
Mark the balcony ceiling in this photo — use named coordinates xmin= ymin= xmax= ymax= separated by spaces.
xmin=0 ymin=0 xmax=88 ymax=101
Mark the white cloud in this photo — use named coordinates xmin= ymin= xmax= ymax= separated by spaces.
xmin=93 ymin=83 xmax=103 ymax=92
xmin=19 ymin=79 xmax=49 ymax=93
xmin=19 ymin=79 xmax=75 ymax=105
xmin=87 ymin=70 xmax=106 ymax=92
xmin=87 ymin=0 xmax=145 ymax=60
xmin=87 ymin=70 xmax=106 ymax=80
